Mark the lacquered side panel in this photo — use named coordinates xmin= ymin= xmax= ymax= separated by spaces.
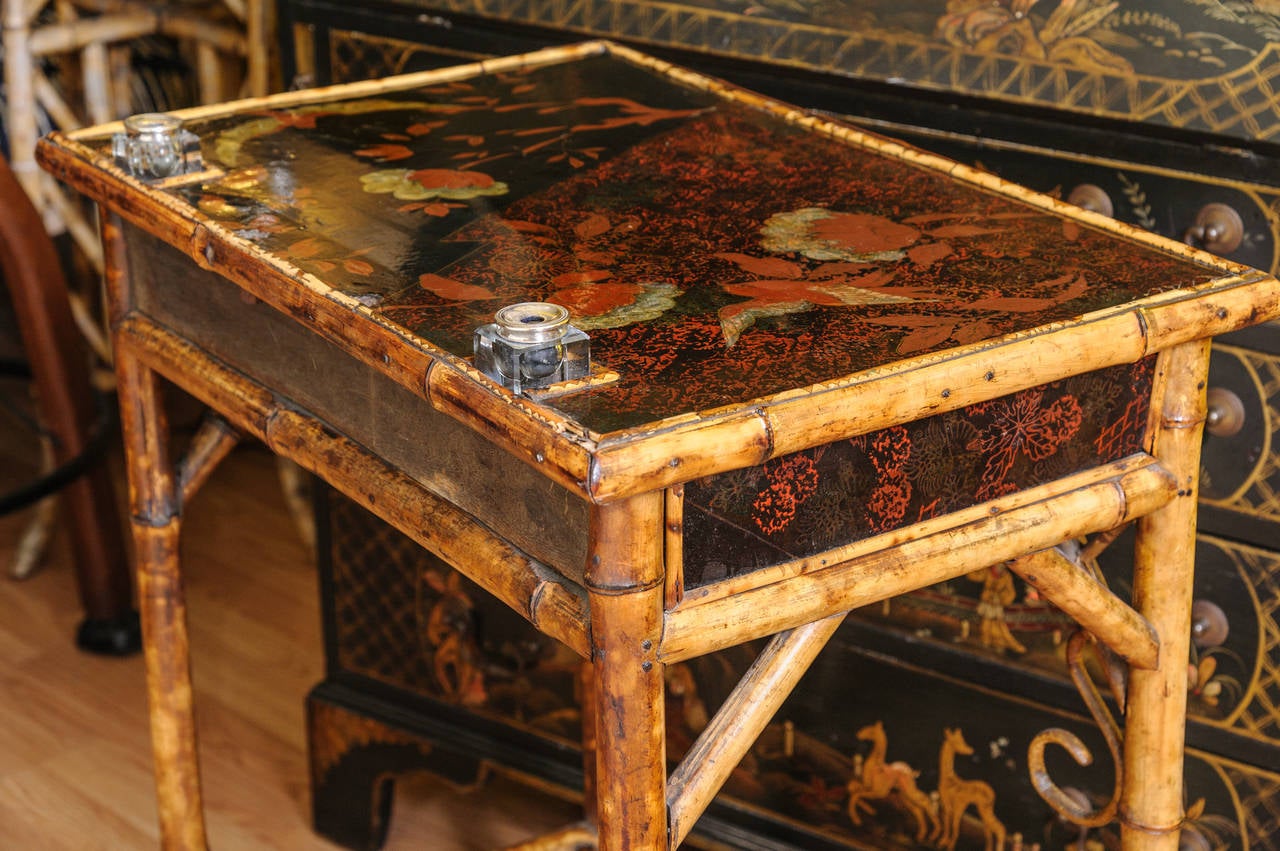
xmin=122 ymin=223 xmax=591 ymax=582
xmin=682 ymin=359 xmax=1154 ymax=589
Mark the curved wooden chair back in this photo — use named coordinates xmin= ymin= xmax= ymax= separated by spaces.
xmin=0 ymin=152 xmax=134 ymax=649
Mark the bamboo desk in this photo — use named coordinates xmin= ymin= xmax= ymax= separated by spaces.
xmin=37 ymin=42 xmax=1280 ymax=850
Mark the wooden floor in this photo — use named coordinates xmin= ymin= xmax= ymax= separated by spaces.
xmin=0 ymin=392 xmax=581 ymax=849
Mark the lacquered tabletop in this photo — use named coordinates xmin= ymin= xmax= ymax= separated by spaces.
xmin=48 ymin=45 xmax=1236 ymax=434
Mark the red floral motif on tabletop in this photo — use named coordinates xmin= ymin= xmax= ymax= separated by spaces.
xmin=285 ymin=236 xmax=376 ymax=278
xmin=179 ymin=59 xmax=1218 ymax=438
xmin=716 ymin=247 xmax=934 ymax=346
xmin=360 ymin=167 xmax=509 ymax=201
xmin=354 ymin=143 xmax=415 ymax=161
xmin=407 ymin=209 xmax=686 ymax=327
xmin=211 ymin=98 xmax=461 ymax=167
xmin=549 ymin=276 xmax=649 ymax=318
xmin=586 ymin=317 xmax=725 ymax=382
xmin=740 ymin=206 xmax=1091 ymax=353
xmin=540 ymin=212 xmax=684 ymax=330
xmin=399 ymin=201 xmax=467 ymax=218
xmin=348 ymin=94 xmax=703 ymax=214
xmin=419 ymin=273 xmax=493 ymax=302
xmin=201 ymin=72 xmax=709 ymax=284
xmin=352 ymin=92 xmax=1208 ymax=432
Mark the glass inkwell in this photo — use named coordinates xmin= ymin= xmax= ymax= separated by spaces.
xmin=111 ymin=113 xmax=203 ymax=181
xmin=473 ymin=302 xmax=590 ymax=395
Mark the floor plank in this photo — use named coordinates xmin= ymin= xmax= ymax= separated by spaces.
xmin=0 ymin=419 xmax=580 ymax=849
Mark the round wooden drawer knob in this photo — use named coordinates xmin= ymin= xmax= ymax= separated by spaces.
xmin=1066 ymin=183 xmax=1114 ymax=217
xmin=1184 ymin=202 xmax=1244 ymax=254
xmin=1179 ymin=825 xmax=1212 ymax=851
xmin=1190 ymin=599 xmax=1229 ymax=648
xmin=1205 ymin=386 xmax=1246 ymax=438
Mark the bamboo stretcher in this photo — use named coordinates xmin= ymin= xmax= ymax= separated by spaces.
xmin=36 ymin=39 xmax=1280 ymax=851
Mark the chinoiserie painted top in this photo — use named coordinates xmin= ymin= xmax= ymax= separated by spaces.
xmin=36 ymin=43 xmax=1276 ymax=449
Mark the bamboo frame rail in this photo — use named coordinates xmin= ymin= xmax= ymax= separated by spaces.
xmin=663 ymin=486 xmax=684 ymax=608
xmin=660 ymin=457 xmax=1178 ymax=663
xmin=1007 ymin=549 xmax=1159 ymax=670
xmin=114 ymin=345 xmax=208 ymax=849
xmin=113 ymin=315 xmax=594 ymax=659
xmin=666 ymin=612 xmax=847 ymax=847
xmin=585 ymin=494 xmax=666 ymax=848
xmin=176 ymin=413 xmax=241 ymax=507
xmin=106 ymin=198 xmax=209 ymax=838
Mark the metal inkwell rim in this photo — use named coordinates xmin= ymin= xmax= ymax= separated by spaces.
xmin=494 ymin=302 xmax=570 ymax=345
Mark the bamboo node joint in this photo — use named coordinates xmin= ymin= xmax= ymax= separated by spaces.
xmin=1117 ymin=807 xmax=1187 ymax=836
xmin=1161 ymin=413 xmax=1206 ymax=430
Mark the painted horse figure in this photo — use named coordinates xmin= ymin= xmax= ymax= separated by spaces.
xmin=934 ymin=727 xmax=1006 ymax=851
xmin=846 ymin=721 xmax=938 ymax=842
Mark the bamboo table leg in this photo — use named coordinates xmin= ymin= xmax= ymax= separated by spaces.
xmin=106 ymin=206 xmax=209 ymax=850
xmin=1120 ymin=339 xmax=1210 ymax=850
xmin=585 ymin=494 xmax=667 ymax=850
xmin=579 ymin=661 xmax=599 ymax=832
xmin=116 ymin=348 xmax=208 ymax=851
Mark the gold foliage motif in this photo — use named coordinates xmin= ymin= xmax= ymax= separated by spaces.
xmin=382 ymin=0 xmax=1280 ymax=140
xmin=936 ymin=0 xmax=1132 ymax=75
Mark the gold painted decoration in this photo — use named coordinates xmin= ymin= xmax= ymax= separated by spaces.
xmin=359 ymin=167 xmax=511 ymax=200
xmin=936 ymin=728 xmax=1006 ymax=851
xmin=392 ymin=0 xmax=1280 ymax=141
xmin=846 ymin=721 xmax=938 ymax=842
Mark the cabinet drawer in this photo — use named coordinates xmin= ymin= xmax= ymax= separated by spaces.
xmin=317 ymin=489 xmax=1280 ymax=849
xmin=853 ymin=530 xmax=1280 ymax=767
xmin=1202 ymin=343 xmax=1280 ymax=547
